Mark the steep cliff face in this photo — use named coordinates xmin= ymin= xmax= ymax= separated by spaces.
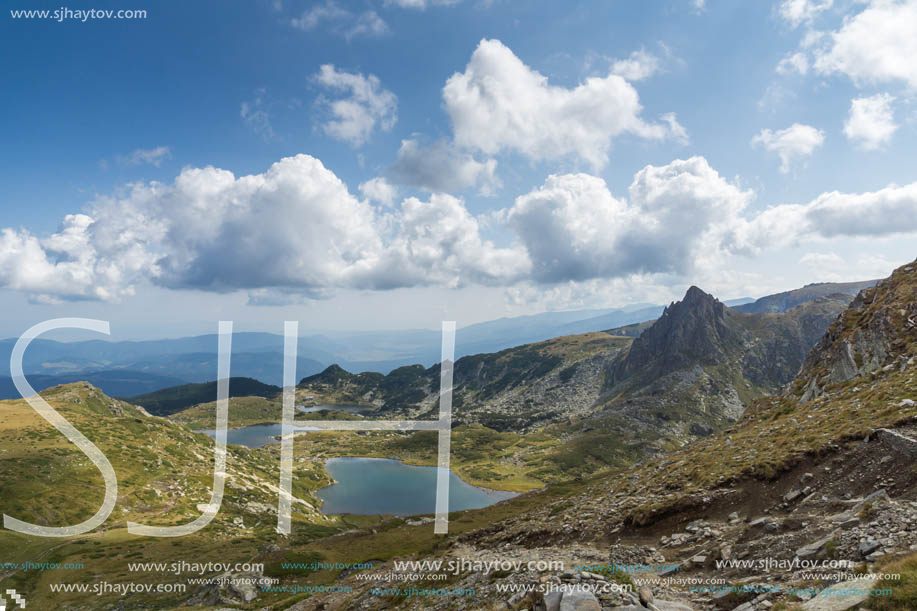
xmin=611 ymin=286 xmax=744 ymax=383
xmin=740 ymin=294 xmax=854 ymax=390
xmin=597 ymin=287 xmax=850 ymax=441
xmin=796 ymin=259 xmax=917 ymax=400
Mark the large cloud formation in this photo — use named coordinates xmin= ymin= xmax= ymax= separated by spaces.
xmin=814 ymin=0 xmax=917 ymax=89
xmin=442 ymin=39 xmax=685 ymax=169
xmin=2 ymin=155 xmax=916 ymax=304
xmin=0 ymin=155 xmax=522 ymax=303
xmin=508 ymin=158 xmax=754 ymax=282
xmin=388 ymin=138 xmax=500 ymax=194
xmin=510 ymin=156 xmax=917 ymax=283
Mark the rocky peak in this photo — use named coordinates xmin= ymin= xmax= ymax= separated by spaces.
xmin=611 ymin=286 xmax=742 ymax=383
xmin=299 ymin=364 xmax=354 ymax=387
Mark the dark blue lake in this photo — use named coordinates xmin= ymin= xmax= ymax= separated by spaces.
xmin=316 ymin=457 xmax=517 ymax=516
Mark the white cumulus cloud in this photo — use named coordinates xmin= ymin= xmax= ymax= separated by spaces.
xmin=4 ymin=155 xmax=917 ymax=304
xmin=313 ymin=65 xmax=397 ymax=147
xmin=814 ymin=0 xmax=917 ymax=89
xmin=0 ymin=155 xmax=524 ymax=303
xmin=388 ymin=139 xmax=500 ymax=195
xmin=359 ymin=193 xmax=530 ymax=290
xmin=751 ymin=123 xmax=825 ymax=173
xmin=611 ymin=49 xmax=661 ymax=81
xmin=442 ymin=39 xmax=684 ymax=169
xmin=359 ymin=177 xmax=398 ymax=206
xmin=843 ymin=93 xmax=898 ymax=150
xmin=505 ymin=156 xmax=917 ymax=285
xmin=507 ymin=158 xmax=754 ymax=282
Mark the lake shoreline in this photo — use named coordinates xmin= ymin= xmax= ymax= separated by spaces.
xmin=193 ymin=412 xmax=547 ymax=493
xmin=315 ymin=456 xmax=519 ymax=516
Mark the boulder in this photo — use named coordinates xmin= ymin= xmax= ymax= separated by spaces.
xmin=711 ymin=588 xmax=754 ymax=609
xmin=638 ymin=586 xmax=655 ymax=606
xmin=542 ymin=590 xmax=563 ymax=611
xmin=559 ymin=589 xmax=602 ymax=611
xmin=858 ymin=540 xmax=881 ymax=556
xmin=186 ymin=571 xmax=263 ymax=606
xmin=801 ymin=576 xmax=878 ymax=610
xmin=654 ymin=601 xmax=694 ymax=611
xmin=796 ymin=535 xmax=835 ymax=560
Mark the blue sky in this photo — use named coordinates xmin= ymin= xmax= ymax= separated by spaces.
xmin=1 ymin=0 xmax=916 ymax=338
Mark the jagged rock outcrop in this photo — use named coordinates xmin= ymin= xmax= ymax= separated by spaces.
xmin=796 ymin=259 xmax=917 ymax=400
xmin=596 ymin=287 xmax=850 ymax=438
xmin=611 ymin=286 xmax=744 ymax=383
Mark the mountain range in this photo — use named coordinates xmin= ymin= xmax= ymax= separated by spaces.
xmin=2 ymin=268 xmax=913 ymax=609
xmin=299 ymin=261 xmax=917 ymax=611
xmin=0 ymin=282 xmax=867 ymax=400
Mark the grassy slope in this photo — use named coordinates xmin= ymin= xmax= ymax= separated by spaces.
xmin=0 ymin=383 xmax=349 ymax=609
xmin=0 ymin=383 xmax=592 ymax=608
xmin=169 ymin=395 xmax=284 ymax=429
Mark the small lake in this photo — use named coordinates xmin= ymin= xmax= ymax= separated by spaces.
xmin=317 ymin=457 xmax=517 ymax=516
xmin=196 ymin=405 xmax=375 ymax=448
xmin=196 ymin=423 xmax=320 ymax=448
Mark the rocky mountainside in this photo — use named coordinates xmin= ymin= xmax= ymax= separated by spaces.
xmin=299 ymin=333 xmax=633 ymax=432
xmin=296 ymin=289 xmax=849 ymax=439
xmin=584 ymin=288 xmax=852 ymax=454
xmin=336 ymin=258 xmax=914 ymax=611
xmin=610 ymin=287 xmax=745 ymax=384
xmin=795 ymin=266 xmax=917 ymax=401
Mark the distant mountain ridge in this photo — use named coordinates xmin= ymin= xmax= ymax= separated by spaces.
xmin=734 ymin=279 xmax=878 ymax=313
xmin=0 ymin=370 xmax=185 ymax=401
xmin=0 ymin=279 xmax=874 ymax=400
xmin=298 ymin=333 xmax=632 ymax=431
